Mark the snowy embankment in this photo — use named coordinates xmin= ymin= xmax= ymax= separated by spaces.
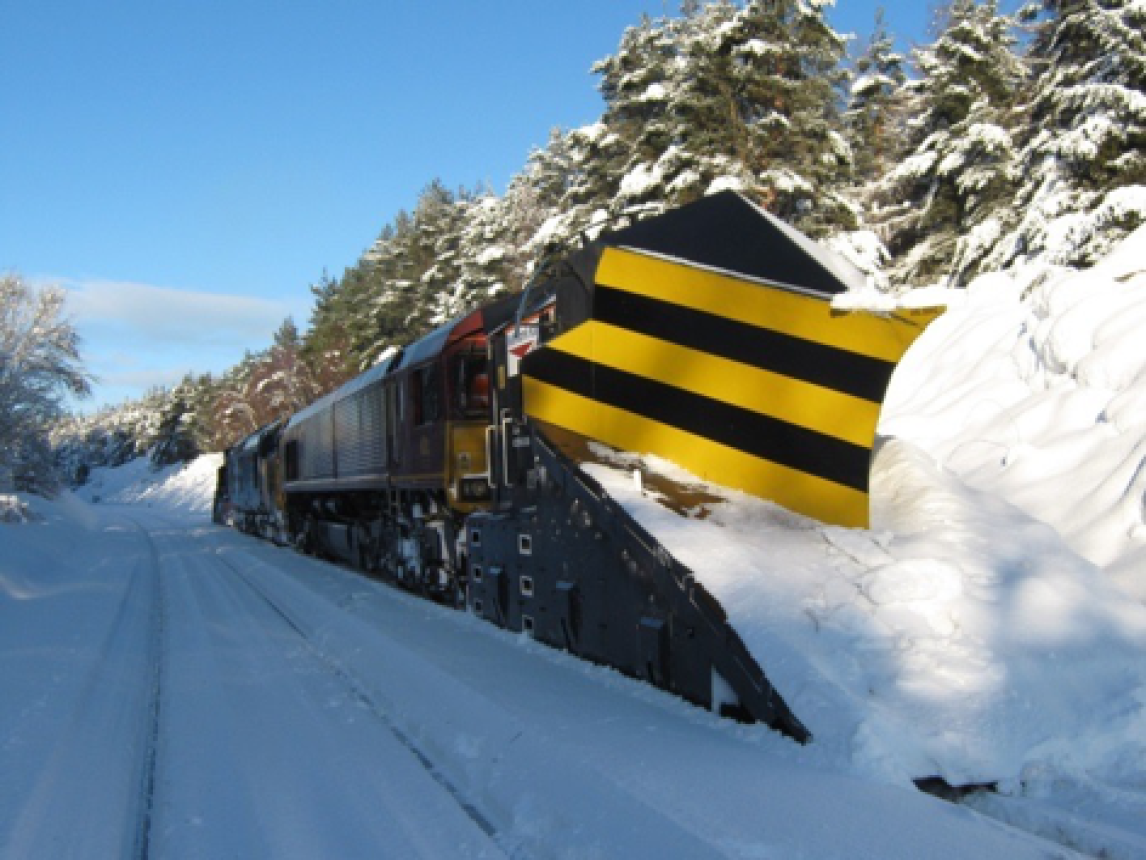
xmin=73 ymin=452 xmax=222 ymax=513
xmin=578 ymin=226 xmax=1146 ymax=852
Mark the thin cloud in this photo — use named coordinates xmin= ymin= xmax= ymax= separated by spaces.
xmin=44 ymin=277 xmax=312 ymax=408
xmin=62 ymin=278 xmax=302 ymax=347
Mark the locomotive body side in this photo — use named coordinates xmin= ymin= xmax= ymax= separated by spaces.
xmin=277 ymin=295 xmax=516 ymax=594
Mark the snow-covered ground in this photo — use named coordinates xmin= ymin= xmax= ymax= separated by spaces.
xmin=72 ymin=451 xmax=222 ymax=515
xmin=2 ymin=227 xmax=1146 ymax=857
xmin=0 ymin=481 xmax=1071 ymax=859
xmin=580 ymin=225 xmax=1146 ymax=855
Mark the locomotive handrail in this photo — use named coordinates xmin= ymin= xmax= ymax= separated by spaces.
xmin=484 ymin=425 xmax=496 ymax=489
xmin=500 ymin=410 xmax=514 ymax=488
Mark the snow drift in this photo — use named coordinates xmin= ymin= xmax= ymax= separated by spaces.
xmin=75 ymin=452 xmax=222 ymax=514
xmin=582 ymin=224 xmax=1146 ymax=796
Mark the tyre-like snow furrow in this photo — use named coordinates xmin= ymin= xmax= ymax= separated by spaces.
xmin=218 ymin=555 xmax=507 ymax=853
xmin=147 ymin=528 xmax=505 ymax=858
xmin=129 ymin=520 xmax=167 ymax=860
xmin=2 ymin=513 xmax=165 ymax=860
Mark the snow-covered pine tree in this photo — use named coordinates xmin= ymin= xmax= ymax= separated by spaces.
xmin=302 ymin=269 xmax=363 ymax=383
xmin=150 ymin=378 xmax=201 ymax=468
xmin=497 ymin=131 xmax=577 ymax=270
xmin=409 ymin=181 xmax=467 ymax=328
xmin=845 ymin=9 xmax=909 ymax=188
xmin=594 ymin=11 xmax=706 ymax=216
xmin=874 ymin=0 xmax=1025 ymax=287
xmin=452 ymin=192 xmax=515 ymax=307
xmin=738 ymin=0 xmax=854 ymax=232
xmin=986 ymin=0 xmax=1146 ymax=269
xmin=209 ymin=349 xmax=267 ymax=447
xmin=251 ymin=318 xmax=318 ymax=421
xmin=669 ymin=0 xmax=856 ymax=235
xmin=357 ymin=213 xmax=424 ymax=367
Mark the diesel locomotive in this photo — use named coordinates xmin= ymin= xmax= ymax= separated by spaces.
xmin=216 ymin=191 xmax=941 ymax=741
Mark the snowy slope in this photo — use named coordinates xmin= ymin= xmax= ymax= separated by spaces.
xmin=75 ymin=451 xmax=222 ymax=514
xmin=883 ymin=228 xmax=1146 ymax=598
xmin=574 ymin=226 xmax=1146 ymax=854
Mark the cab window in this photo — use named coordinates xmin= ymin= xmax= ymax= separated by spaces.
xmin=452 ymin=352 xmax=490 ymax=420
xmin=412 ymin=365 xmax=441 ymax=426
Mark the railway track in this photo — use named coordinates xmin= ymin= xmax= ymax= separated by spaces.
xmin=216 ymin=552 xmax=508 ymax=855
xmin=126 ymin=517 xmax=167 ymax=860
xmin=0 ymin=511 xmax=168 ymax=859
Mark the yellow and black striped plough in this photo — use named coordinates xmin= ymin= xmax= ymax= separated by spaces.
xmin=521 ymin=192 xmax=941 ymax=528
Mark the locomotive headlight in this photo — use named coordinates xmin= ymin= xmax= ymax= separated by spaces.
xmin=459 ymin=477 xmax=491 ymax=502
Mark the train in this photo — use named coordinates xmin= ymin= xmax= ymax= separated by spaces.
xmin=215 ymin=191 xmax=941 ymax=742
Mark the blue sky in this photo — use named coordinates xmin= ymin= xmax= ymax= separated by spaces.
xmin=1 ymin=1 xmax=933 ymax=410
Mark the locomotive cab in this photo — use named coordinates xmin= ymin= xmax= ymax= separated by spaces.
xmin=445 ymin=338 xmax=495 ymax=509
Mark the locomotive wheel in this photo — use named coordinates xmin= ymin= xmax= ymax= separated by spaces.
xmin=299 ymin=518 xmax=316 ymax=556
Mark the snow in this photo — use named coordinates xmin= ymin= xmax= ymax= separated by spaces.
xmin=638 ymin=82 xmax=667 ymax=102
xmin=619 ymin=162 xmax=663 ymax=198
xmin=0 ymin=494 xmax=38 ymax=524
xmin=0 ymin=474 xmax=1066 ymax=858
xmin=706 ymin=175 xmax=748 ymax=196
xmin=73 ymin=451 xmax=221 ymax=514
xmin=884 ymin=224 xmax=1146 ymax=590
xmin=5 ymin=229 xmax=1146 ymax=855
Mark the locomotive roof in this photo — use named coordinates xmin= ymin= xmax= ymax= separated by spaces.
xmin=238 ymin=417 xmax=283 ymax=451
xmin=391 ymin=319 xmax=455 ymax=372
xmin=285 ymin=295 xmax=519 ymax=431
xmin=601 ymin=190 xmax=867 ymax=297
xmin=391 ymin=293 xmax=520 ymax=372
xmin=285 ymin=351 xmax=399 ymax=430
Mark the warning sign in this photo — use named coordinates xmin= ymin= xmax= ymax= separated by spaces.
xmin=506 ymin=324 xmax=539 ymax=377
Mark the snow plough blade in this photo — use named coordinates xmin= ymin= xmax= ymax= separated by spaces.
xmin=519 ymin=191 xmax=942 ymax=529
xmin=470 ymin=191 xmax=942 ymax=734
xmin=467 ymin=430 xmax=812 ymax=741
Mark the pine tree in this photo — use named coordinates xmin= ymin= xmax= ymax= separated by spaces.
xmin=665 ymin=1 xmax=857 ymax=234
xmin=845 ymin=9 xmax=909 ymax=187
xmin=252 ymin=318 xmax=318 ymax=421
xmin=150 ymin=378 xmax=201 ymax=468
xmin=874 ymin=0 xmax=1025 ymax=287
xmin=595 ymin=12 xmax=700 ymax=215
xmin=302 ymin=269 xmax=359 ymax=383
xmin=987 ymin=0 xmax=1146 ymax=269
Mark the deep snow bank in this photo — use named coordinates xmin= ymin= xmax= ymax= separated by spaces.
xmin=883 ymin=225 xmax=1146 ymax=601
xmin=75 ymin=453 xmax=222 ymax=516
xmin=586 ymin=447 xmax=1146 ymax=792
xmin=581 ymin=226 xmax=1146 ymax=791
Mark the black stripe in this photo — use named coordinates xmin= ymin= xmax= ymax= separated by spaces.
xmin=524 ymin=349 xmax=870 ymax=493
xmin=594 ymin=286 xmax=895 ymax=403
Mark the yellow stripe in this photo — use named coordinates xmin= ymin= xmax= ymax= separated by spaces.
xmin=597 ymin=248 xmax=934 ymax=363
xmin=546 ymin=322 xmax=881 ymax=448
xmin=523 ymin=377 xmax=869 ymax=528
